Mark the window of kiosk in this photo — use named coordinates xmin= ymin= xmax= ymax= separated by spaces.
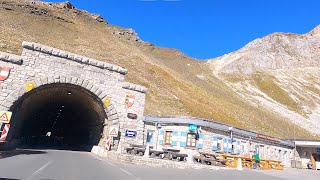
xmin=186 ymin=133 xmax=197 ymax=147
xmin=146 ymin=130 xmax=154 ymax=145
xmin=164 ymin=131 xmax=172 ymax=145
xmin=232 ymin=140 xmax=236 ymax=153
xmin=217 ymin=137 xmax=222 ymax=151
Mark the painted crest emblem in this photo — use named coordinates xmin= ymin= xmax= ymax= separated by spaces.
xmin=0 ymin=67 xmax=11 ymax=81
xmin=104 ymin=97 xmax=111 ymax=107
xmin=26 ymin=81 xmax=35 ymax=91
xmin=125 ymin=95 xmax=135 ymax=107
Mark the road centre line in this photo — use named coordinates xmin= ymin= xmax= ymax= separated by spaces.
xmin=27 ymin=160 xmax=52 ymax=180
xmin=107 ymin=162 xmax=116 ymax=167
xmin=120 ymin=168 xmax=134 ymax=176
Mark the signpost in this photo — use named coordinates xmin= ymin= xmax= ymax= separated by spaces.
xmin=109 ymin=127 xmax=119 ymax=137
xmin=0 ymin=111 xmax=12 ymax=124
xmin=0 ymin=124 xmax=10 ymax=141
xmin=125 ymin=130 xmax=136 ymax=138
xmin=105 ymin=136 xmax=111 ymax=151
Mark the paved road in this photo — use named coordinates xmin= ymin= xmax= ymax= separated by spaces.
xmin=0 ymin=149 xmax=319 ymax=180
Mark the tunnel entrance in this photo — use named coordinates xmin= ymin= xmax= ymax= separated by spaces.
xmin=8 ymin=83 xmax=106 ymax=151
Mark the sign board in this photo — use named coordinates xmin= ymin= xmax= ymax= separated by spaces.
xmin=109 ymin=127 xmax=119 ymax=137
xmin=256 ymin=134 xmax=280 ymax=142
xmin=127 ymin=113 xmax=137 ymax=119
xmin=189 ymin=124 xmax=198 ymax=132
xmin=0 ymin=111 xmax=12 ymax=123
xmin=0 ymin=124 xmax=10 ymax=141
xmin=104 ymin=97 xmax=111 ymax=107
xmin=105 ymin=136 xmax=111 ymax=151
xmin=125 ymin=130 xmax=136 ymax=138
xmin=26 ymin=81 xmax=34 ymax=91
xmin=0 ymin=67 xmax=11 ymax=81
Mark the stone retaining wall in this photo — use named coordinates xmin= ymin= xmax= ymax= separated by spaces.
xmin=91 ymin=146 xmax=229 ymax=170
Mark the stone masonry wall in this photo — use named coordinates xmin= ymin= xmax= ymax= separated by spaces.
xmin=0 ymin=41 xmax=147 ymax=151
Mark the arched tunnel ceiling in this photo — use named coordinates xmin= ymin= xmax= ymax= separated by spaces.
xmin=9 ymin=83 xmax=106 ymax=148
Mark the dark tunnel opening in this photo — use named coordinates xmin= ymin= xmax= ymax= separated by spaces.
xmin=8 ymin=83 xmax=106 ymax=151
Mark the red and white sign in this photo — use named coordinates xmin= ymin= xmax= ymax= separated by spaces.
xmin=126 ymin=95 xmax=135 ymax=107
xmin=0 ymin=67 xmax=10 ymax=81
xmin=0 ymin=111 xmax=12 ymax=124
xmin=105 ymin=136 xmax=111 ymax=151
xmin=1 ymin=124 xmax=10 ymax=141
xmin=109 ymin=127 xmax=119 ymax=137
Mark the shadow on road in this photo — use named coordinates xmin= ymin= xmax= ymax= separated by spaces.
xmin=0 ymin=149 xmax=47 ymax=159
xmin=16 ymin=144 xmax=94 ymax=152
xmin=0 ymin=178 xmax=21 ymax=180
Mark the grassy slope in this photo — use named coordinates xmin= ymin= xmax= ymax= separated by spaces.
xmin=0 ymin=0 xmax=315 ymax=139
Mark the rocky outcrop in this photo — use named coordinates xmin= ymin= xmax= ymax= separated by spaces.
xmin=3 ymin=1 xmax=108 ymax=24
xmin=112 ymin=28 xmax=142 ymax=42
xmin=208 ymin=25 xmax=320 ymax=74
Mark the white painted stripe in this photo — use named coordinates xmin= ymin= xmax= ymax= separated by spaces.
xmin=0 ymin=71 xmax=9 ymax=77
xmin=27 ymin=161 xmax=52 ymax=180
xmin=107 ymin=162 xmax=116 ymax=167
xmin=120 ymin=168 xmax=133 ymax=176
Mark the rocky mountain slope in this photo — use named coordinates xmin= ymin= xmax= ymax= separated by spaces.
xmin=208 ymin=26 xmax=320 ymax=135
xmin=0 ymin=0 xmax=318 ymax=139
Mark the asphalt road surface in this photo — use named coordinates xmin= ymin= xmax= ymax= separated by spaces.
xmin=0 ymin=149 xmax=319 ymax=180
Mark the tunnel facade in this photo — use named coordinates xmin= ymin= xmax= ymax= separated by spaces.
xmin=0 ymin=41 xmax=147 ymax=152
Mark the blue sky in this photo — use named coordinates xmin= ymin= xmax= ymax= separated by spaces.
xmin=47 ymin=0 xmax=320 ymax=59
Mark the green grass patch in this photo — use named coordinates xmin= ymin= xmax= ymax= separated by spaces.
xmin=252 ymin=73 xmax=302 ymax=112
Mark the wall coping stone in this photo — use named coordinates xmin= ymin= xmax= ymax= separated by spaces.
xmin=122 ymin=82 xmax=147 ymax=93
xmin=22 ymin=41 xmax=128 ymax=75
xmin=0 ymin=52 xmax=23 ymax=65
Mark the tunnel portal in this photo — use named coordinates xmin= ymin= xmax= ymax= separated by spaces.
xmin=9 ymin=83 xmax=106 ymax=150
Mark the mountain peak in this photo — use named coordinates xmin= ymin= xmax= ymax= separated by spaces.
xmin=309 ymin=25 xmax=320 ymax=37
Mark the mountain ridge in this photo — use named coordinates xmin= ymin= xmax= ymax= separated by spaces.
xmin=0 ymin=0 xmax=318 ymax=139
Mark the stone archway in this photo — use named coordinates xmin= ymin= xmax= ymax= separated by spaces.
xmin=3 ymin=76 xmax=119 ymax=151
xmin=0 ymin=41 xmax=147 ymax=153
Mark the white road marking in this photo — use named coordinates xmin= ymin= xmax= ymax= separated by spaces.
xmin=120 ymin=168 xmax=134 ymax=176
xmin=27 ymin=161 xmax=52 ymax=180
xmin=107 ymin=162 xmax=116 ymax=167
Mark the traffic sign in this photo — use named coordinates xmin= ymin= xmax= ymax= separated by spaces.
xmin=26 ymin=81 xmax=34 ymax=91
xmin=105 ymin=136 xmax=111 ymax=151
xmin=125 ymin=130 xmax=137 ymax=138
xmin=0 ymin=111 xmax=12 ymax=123
xmin=1 ymin=124 xmax=10 ymax=141
xmin=109 ymin=127 xmax=119 ymax=137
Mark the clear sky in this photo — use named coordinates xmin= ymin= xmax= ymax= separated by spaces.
xmin=47 ymin=0 xmax=320 ymax=59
